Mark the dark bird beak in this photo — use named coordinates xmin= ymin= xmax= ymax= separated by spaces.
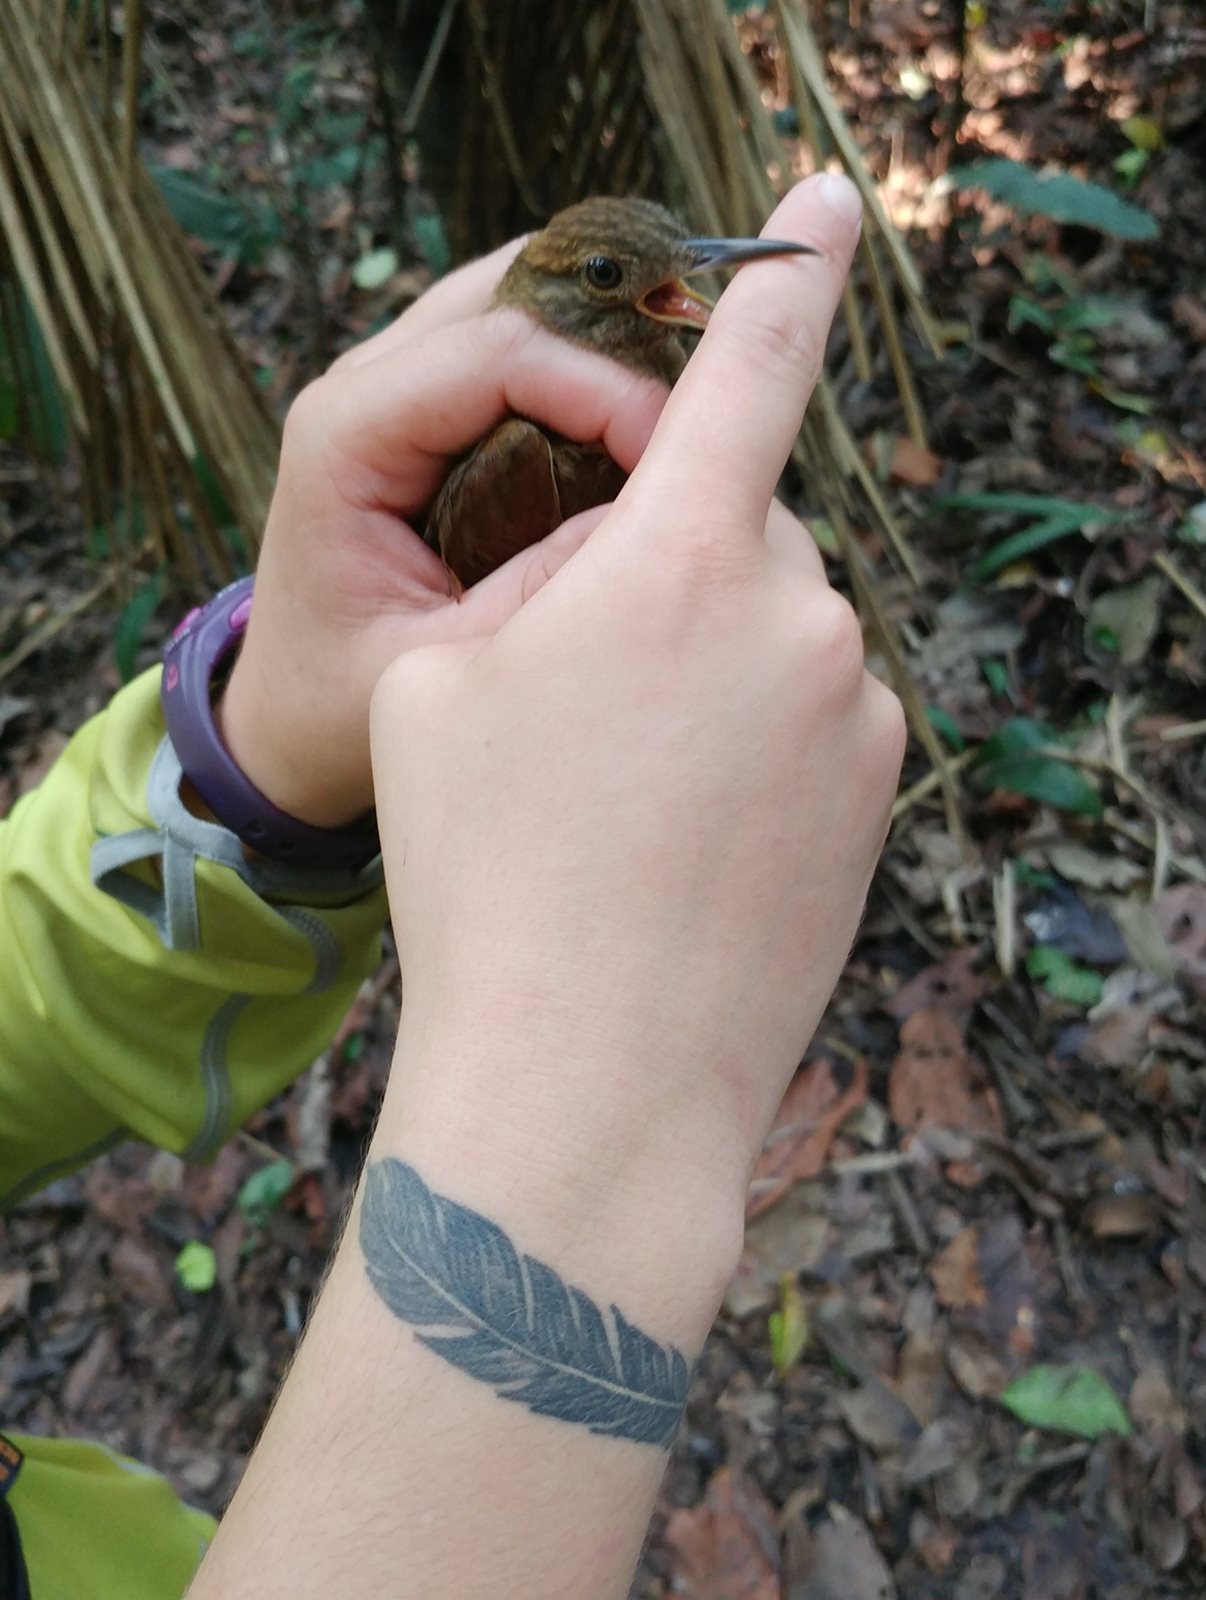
xmin=636 ymin=236 xmax=817 ymax=330
xmin=681 ymin=237 xmax=819 ymax=273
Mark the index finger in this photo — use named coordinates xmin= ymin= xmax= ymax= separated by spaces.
xmin=625 ymin=173 xmax=862 ymax=538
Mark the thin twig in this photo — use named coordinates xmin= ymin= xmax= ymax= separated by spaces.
xmin=1155 ymin=550 xmax=1206 ymax=625
xmin=890 ymin=748 xmax=975 ymax=821
xmin=402 ymin=0 xmax=460 ymax=134
xmin=1160 ymin=717 xmax=1206 ymax=743
xmin=0 ymin=574 xmax=116 ymax=684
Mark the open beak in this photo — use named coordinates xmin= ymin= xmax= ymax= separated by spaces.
xmin=635 ymin=236 xmax=817 ymax=330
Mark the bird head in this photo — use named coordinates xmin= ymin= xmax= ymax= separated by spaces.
xmin=494 ymin=196 xmax=816 ymax=385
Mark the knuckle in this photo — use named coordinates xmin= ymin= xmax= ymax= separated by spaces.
xmin=809 ymin=590 xmax=865 ymax=689
xmin=281 ymin=377 xmax=328 ymax=452
xmin=869 ymin=678 xmax=908 ymax=774
xmin=371 ymin=646 xmax=449 ymax=730
xmin=735 ymin=300 xmax=823 ymax=391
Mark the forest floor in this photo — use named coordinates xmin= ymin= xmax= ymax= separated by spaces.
xmin=1 ymin=2 xmax=1204 ymax=1596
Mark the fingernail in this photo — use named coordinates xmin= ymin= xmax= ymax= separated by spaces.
xmin=815 ymin=171 xmax=863 ymax=228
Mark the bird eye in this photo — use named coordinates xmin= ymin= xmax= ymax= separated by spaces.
xmin=583 ymin=255 xmax=624 ymax=291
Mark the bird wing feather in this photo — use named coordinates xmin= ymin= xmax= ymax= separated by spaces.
xmin=424 ymin=420 xmax=628 ymax=591
xmin=424 ymin=419 xmax=562 ymax=592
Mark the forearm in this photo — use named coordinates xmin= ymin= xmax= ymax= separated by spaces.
xmin=187 ymin=1020 xmax=743 ymax=1600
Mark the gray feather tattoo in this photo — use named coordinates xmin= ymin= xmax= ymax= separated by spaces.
xmin=358 ymin=1159 xmax=690 ymax=1448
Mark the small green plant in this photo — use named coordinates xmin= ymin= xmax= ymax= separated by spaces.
xmin=768 ymin=1274 xmax=809 ymax=1378
xmin=1007 ymin=257 xmax=1131 ymax=380
xmin=113 ymin=572 xmax=164 ymax=683
xmin=1113 ymin=114 xmax=1162 ymax=190
xmin=934 ymin=491 xmax=1125 ymax=581
xmin=175 ymin=1240 xmax=217 ymax=1294
xmin=971 ymin=717 xmax=1103 ymax=818
xmin=948 ymin=157 xmax=1159 ymax=241
xmin=1000 ymin=1364 xmax=1131 ymax=1440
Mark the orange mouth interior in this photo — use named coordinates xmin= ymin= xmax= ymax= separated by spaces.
xmin=636 ymin=277 xmax=713 ymax=329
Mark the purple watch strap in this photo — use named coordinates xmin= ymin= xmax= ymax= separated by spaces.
xmin=161 ymin=576 xmax=379 ymax=871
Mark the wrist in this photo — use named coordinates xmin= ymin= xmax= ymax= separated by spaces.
xmin=372 ymin=1015 xmax=748 ymax=1338
xmin=215 ymin=655 xmax=370 ymax=830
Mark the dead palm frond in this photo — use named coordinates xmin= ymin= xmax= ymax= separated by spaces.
xmin=0 ymin=0 xmax=279 ymax=589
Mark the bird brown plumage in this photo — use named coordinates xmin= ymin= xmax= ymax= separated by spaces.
xmin=422 ymin=197 xmax=815 ymax=593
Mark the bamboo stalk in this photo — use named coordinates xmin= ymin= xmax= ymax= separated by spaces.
xmin=120 ymin=0 xmax=144 ymax=185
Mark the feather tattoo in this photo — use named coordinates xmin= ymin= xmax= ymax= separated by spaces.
xmin=358 ymin=1158 xmax=690 ymax=1448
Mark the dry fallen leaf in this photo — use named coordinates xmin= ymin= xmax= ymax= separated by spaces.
xmin=1157 ymin=884 xmax=1206 ymax=996
xmin=839 ymin=1381 xmax=922 ymax=1456
xmin=663 ymin=1467 xmax=781 ymax=1600
xmin=785 ymin=1506 xmax=895 ymax=1600
xmin=727 ymin=1185 xmax=830 ymax=1318
xmin=884 ymin=948 xmax=988 ymax=1026
xmin=1129 ymin=1366 xmax=1185 ymax=1446
xmin=1083 ymin=1192 xmax=1161 ymax=1238
xmin=888 ymin=1010 xmax=1005 ymax=1175
xmin=747 ymin=1058 xmax=868 ymax=1220
xmin=889 ymin=435 xmax=944 ymax=487
xmin=1079 ymin=1003 xmax=1155 ymax=1068
xmin=947 ymin=1329 xmax=1010 ymax=1400
xmin=929 ymin=1227 xmax=988 ymax=1310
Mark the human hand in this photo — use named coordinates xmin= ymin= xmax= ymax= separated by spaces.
xmin=218 ymin=246 xmax=668 ymax=827
xmin=369 ymin=173 xmax=905 ymax=1248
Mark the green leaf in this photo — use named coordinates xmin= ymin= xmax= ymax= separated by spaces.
xmin=411 ymin=211 xmax=451 ymax=279
xmin=937 ymin=491 xmax=1124 ymax=522
xmin=768 ymin=1275 xmax=809 ymax=1378
xmin=175 ymin=1240 xmax=217 ymax=1294
xmin=949 ymin=159 xmax=1159 ymax=241
xmin=114 ymin=573 xmax=164 ymax=684
xmin=1000 ymin=1364 xmax=1132 ymax=1439
xmin=973 ymin=722 xmax=1103 ymax=816
xmin=971 ymin=515 xmax=1089 ymax=579
xmin=1013 ymin=859 xmax=1056 ymax=891
xmin=1177 ymin=503 xmax=1206 ymax=546
xmin=1049 ymin=337 xmax=1099 ymax=376
xmin=1057 ymin=296 xmax=1128 ymax=334
xmin=982 ymin=658 xmax=1009 ymax=695
xmin=1089 ymin=382 xmax=1156 ymax=414
xmin=977 ymin=717 xmax=1052 ymax=761
xmin=1113 ymin=148 xmax=1149 ymax=188
xmin=936 ymin=493 xmax=1124 ymax=582
xmin=1008 ymin=294 xmax=1055 ymax=335
xmin=926 ymin=706 xmax=965 ymax=752
xmin=1026 ymin=945 xmax=1105 ymax=1006
xmin=352 ymin=247 xmax=399 ymax=290
xmin=151 ymin=167 xmax=280 ymax=260
xmin=976 ymin=753 xmax=1103 ymax=817
xmin=298 ymin=138 xmax=383 ymax=189
xmin=237 ymin=1158 xmax=295 ymax=1222
xmin=1122 ymin=114 xmax=1163 ymax=152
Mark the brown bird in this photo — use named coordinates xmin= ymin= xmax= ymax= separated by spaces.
xmin=422 ymin=196 xmax=815 ymax=593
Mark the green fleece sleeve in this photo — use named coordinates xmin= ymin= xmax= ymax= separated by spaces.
xmin=0 ymin=667 xmax=388 ymax=1208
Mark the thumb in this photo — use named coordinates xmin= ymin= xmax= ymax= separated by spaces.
xmin=442 ymin=504 xmax=612 ymax=635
